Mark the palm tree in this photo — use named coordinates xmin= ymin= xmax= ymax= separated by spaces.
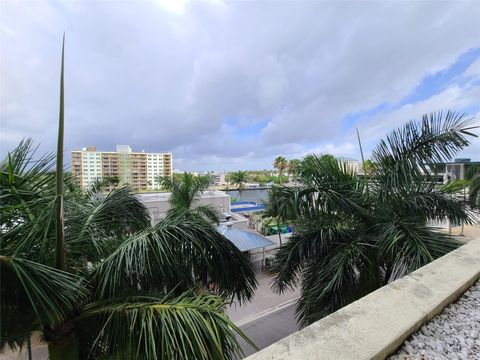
xmin=287 ymin=159 xmax=301 ymax=181
xmin=267 ymin=111 xmax=477 ymax=326
xmin=263 ymin=186 xmax=299 ymax=246
xmin=273 ymin=156 xmax=288 ymax=183
xmin=229 ymin=170 xmax=248 ymax=201
xmin=1 ymin=39 xmax=256 ymax=360
xmin=159 ymin=172 xmax=219 ymax=223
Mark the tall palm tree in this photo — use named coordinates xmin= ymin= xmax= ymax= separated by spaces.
xmin=263 ymin=186 xmax=299 ymax=246
xmin=287 ymin=159 xmax=301 ymax=180
xmin=159 ymin=172 xmax=219 ymax=223
xmin=229 ymin=170 xmax=248 ymax=201
xmin=1 ymin=39 xmax=256 ymax=360
xmin=267 ymin=111 xmax=477 ymax=326
xmin=273 ymin=156 xmax=288 ymax=183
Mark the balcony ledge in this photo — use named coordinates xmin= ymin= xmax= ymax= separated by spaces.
xmin=245 ymin=238 xmax=480 ymax=360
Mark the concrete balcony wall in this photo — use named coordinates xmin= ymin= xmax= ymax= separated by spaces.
xmin=246 ymin=239 xmax=480 ymax=360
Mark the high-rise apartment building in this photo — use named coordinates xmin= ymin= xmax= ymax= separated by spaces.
xmin=71 ymin=145 xmax=172 ymax=191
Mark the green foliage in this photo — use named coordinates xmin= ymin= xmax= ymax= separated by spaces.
xmin=55 ymin=35 xmax=65 ymax=270
xmin=229 ymin=171 xmax=248 ymax=199
xmin=469 ymin=174 xmax=480 ymax=208
xmin=1 ymin=141 xmax=256 ymax=358
xmin=362 ymin=159 xmax=377 ymax=177
xmin=159 ymin=172 xmax=219 ymax=223
xmin=273 ymin=156 xmax=288 ymax=179
xmin=287 ymin=159 xmax=301 ymax=177
xmin=466 ymin=164 xmax=480 ymax=180
xmin=2 ymin=41 xmax=256 ymax=358
xmin=440 ymin=179 xmax=469 ymax=194
xmin=1 ymin=256 xmax=87 ymax=348
xmin=267 ymin=111 xmax=477 ymax=326
xmin=82 ymin=293 xmax=256 ymax=360
xmin=229 ymin=171 xmax=248 ymax=186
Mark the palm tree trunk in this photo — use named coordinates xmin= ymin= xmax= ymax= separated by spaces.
xmin=276 ymin=219 xmax=282 ymax=246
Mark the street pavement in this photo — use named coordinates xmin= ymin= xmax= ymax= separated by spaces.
xmin=236 ymin=302 xmax=300 ymax=358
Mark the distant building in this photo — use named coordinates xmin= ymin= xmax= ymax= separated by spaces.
xmin=71 ymin=145 xmax=172 ymax=191
xmin=337 ymin=157 xmax=362 ymax=174
xmin=138 ymin=191 xmax=250 ymax=230
xmin=443 ymin=158 xmax=480 ymax=181
xmin=212 ymin=171 xmax=228 ymax=186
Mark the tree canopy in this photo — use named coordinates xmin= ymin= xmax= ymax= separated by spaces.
xmin=266 ymin=111 xmax=477 ymax=325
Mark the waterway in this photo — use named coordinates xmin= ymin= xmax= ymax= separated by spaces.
xmin=223 ymin=189 xmax=270 ymax=203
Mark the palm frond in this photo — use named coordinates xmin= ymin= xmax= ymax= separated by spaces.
xmin=382 ymin=181 xmax=473 ymax=225
xmin=469 ymin=174 xmax=480 ymax=208
xmin=263 ymin=186 xmax=300 ymax=222
xmin=295 ymin=154 xmax=369 ymax=218
xmin=0 ymin=140 xmax=57 ymax=263
xmin=93 ymin=213 xmax=257 ymax=303
xmin=81 ymin=293 xmax=255 ymax=360
xmin=440 ymin=179 xmax=469 ymax=194
xmin=66 ymin=186 xmax=150 ymax=262
xmin=1 ymin=256 xmax=87 ymax=348
xmin=92 ymin=223 xmax=187 ymax=300
xmin=296 ymin=234 xmax=376 ymax=325
xmin=194 ymin=204 xmax=221 ymax=224
xmin=372 ymin=111 xmax=477 ymax=188
xmin=375 ymin=220 xmax=460 ymax=274
xmin=160 ymin=172 xmax=211 ymax=210
xmin=272 ymin=219 xmax=356 ymax=293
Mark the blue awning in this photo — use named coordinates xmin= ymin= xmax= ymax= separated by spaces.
xmin=217 ymin=226 xmax=275 ymax=252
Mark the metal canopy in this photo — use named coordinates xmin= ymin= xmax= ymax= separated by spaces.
xmin=217 ymin=225 xmax=275 ymax=252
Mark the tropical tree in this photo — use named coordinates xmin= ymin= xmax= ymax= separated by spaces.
xmin=274 ymin=156 xmax=288 ymax=183
xmin=1 ymin=39 xmax=257 ymax=360
xmin=440 ymin=164 xmax=480 ymax=209
xmin=229 ymin=170 xmax=248 ymax=201
xmin=287 ymin=159 xmax=301 ymax=180
xmin=267 ymin=111 xmax=477 ymax=326
xmin=159 ymin=172 xmax=219 ymax=223
xmin=263 ymin=186 xmax=299 ymax=246
xmin=466 ymin=164 xmax=480 ymax=180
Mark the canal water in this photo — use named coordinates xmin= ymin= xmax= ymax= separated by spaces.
xmin=223 ymin=189 xmax=270 ymax=203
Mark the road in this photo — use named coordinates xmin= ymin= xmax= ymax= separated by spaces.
xmin=236 ymin=301 xmax=300 ymax=358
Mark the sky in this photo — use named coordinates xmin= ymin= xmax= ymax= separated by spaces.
xmin=1 ymin=0 xmax=479 ymax=171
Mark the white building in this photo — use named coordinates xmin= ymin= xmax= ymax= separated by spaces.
xmin=338 ymin=157 xmax=362 ymax=174
xmin=212 ymin=172 xmax=228 ymax=186
xmin=71 ymin=145 xmax=172 ymax=191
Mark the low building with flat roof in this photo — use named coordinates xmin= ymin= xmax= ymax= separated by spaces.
xmin=138 ymin=190 xmax=232 ymax=223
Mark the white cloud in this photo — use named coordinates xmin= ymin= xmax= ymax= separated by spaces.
xmin=463 ymin=58 xmax=480 ymax=78
xmin=360 ymin=84 xmax=480 ymax=143
xmin=1 ymin=0 xmax=479 ymax=169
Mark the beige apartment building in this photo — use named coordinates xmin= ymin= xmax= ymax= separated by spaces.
xmin=71 ymin=145 xmax=172 ymax=191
